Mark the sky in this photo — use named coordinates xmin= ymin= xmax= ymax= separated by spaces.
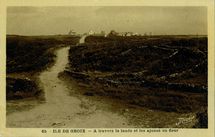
xmin=7 ymin=6 xmax=207 ymax=35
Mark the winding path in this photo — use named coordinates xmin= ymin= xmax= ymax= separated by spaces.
xmin=6 ymin=37 xmax=195 ymax=128
xmin=7 ymin=47 xmax=133 ymax=127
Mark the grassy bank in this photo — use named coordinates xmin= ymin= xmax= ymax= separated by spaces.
xmin=66 ymin=35 xmax=207 ymax=116
xmin=7 ymin=35 xmax=80 ymax=100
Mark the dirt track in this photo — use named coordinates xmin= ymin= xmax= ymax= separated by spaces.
xmin=6 ymin=46 xmax=196 ymax=128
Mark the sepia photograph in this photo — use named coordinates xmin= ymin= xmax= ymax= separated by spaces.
xmin=5 ymin=6 xmax=208 ymax=129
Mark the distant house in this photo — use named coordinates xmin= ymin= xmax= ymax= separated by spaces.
xmin=110 ymin=31 xmax=140 ymax=37
xmin=93 ymin=31 xmax=107 ymax=37
xmin=132 ymin=33 xmax=139 ymax=36
xmin=118 ymin=32 xmax=127 ymax=36
xmin=88 ymin=30 xmax=107 ymax=37
xmin=88 ymin=30 xmax=95 ymax=35
xmin=125 ymin=32 xmax=133 ymax=36
xmin=68 ymin=30 xmax=76 ymax=35
xmin=107 ymin=30 xmax=119 ymax=37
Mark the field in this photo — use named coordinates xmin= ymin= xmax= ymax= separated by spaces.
xmin=62 ymin=35 xmax=207 ymax=127
xmin=6 ymin=35 xmax=80 ymax=99
xmin=6 ymin=34 xmax=208 ymax=127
